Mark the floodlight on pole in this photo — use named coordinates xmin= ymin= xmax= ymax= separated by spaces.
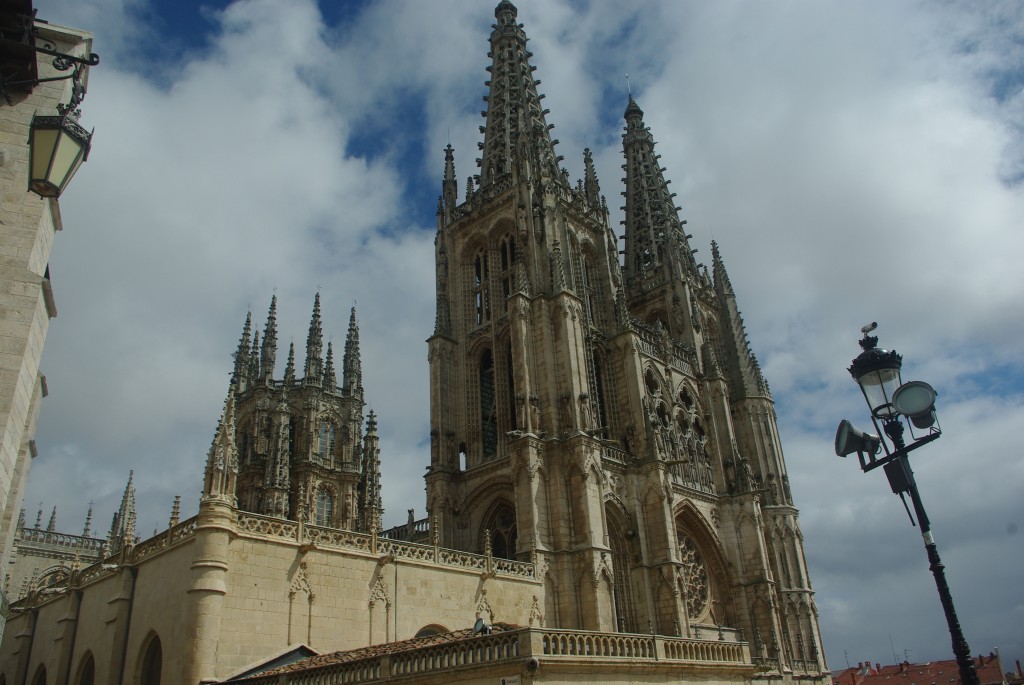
xmin=835 ymin=325 xmax=978 ymax=685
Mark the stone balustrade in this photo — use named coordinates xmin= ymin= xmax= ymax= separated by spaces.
xmin=232 ymin=627 xmax=753 ymax=684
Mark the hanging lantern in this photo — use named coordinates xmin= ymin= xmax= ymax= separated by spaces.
xmin=27 ymin=111 xmax=92 ymax=198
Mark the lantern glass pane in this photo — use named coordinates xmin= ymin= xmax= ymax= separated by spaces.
xmin=50 ymin=131 xmax=85 ymax=191
xmin=30 ymin=127 xmax=59 ymax=184
xmin=859 ymin=367 xmax=901 ymax=417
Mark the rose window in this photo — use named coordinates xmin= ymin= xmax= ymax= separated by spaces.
xmin=679 ymin=535 xmax=710 ymax=618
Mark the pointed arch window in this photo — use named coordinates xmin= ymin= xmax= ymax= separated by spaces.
xmin=505 ymin=341 xmax=516 ymax=430
xmin=31 ymin=666 xmax=45 ymax=685
xmin=317 ymin=422 xmax=335 ymax=464
xmin=76 ymin=653 xmax=95 ymax=685
xmin=484 ymin=502 xmax=517 ymax=560
xmin=499 ymin=235 xmax=517 ymax=300
xmin=605 ymin=507 xmax=637 ymax=632
xmin=678 ymin=534 xmax=710 ymax=620
xmin=592 ymin=353 xmax=608 ymax=430
xmin=140 ymin=634 xmax=161 ymax=685
xmin=473 ymin=251 xmax=491 ymax=325
xmin=315 ymin=488 xmax=334 ymax=527
xmin=480 ymin=349 xmax=497 ymax=458
xmin=580 ymin=254 xmax=597 ymax=324
xmin=239 ymin=426 xmax=251 ymax=466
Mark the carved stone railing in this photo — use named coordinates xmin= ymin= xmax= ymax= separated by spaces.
xmin=380 ymin=516 xmax=429 ymax=541
xmin=600 ymin=443 xmax=631 ymax=464
xmin=16 ymin=527 xmax=105 ymax=553
xmin=235 ymin=512 xmax=298 ymax=540
xmin=234 ymin=512 xmax=535 ymax=580
xmin=539 ymin=629 xmax=749 ymax=665
xmin=389 ymin=631 xmax=520 ymax=676
xmin=541 ymin=630 xmax=655 ymax=658
xmin=75 ymin=560 xmax=118 ymax=587
xmin=230 ymin=628 xmax=751 ymax=684
xmin=130 ymin=516 xmax=198 ymax=564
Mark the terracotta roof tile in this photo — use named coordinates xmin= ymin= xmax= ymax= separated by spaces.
xmin=250 ymin=622 xmax=523 ymax=678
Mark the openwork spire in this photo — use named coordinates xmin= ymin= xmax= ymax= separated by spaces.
xmin=304 ymin=293 xmax=324 ymax=384
xmin=82 ymin=503 xmax=93 ymax=537
xmin=232 ymin=311 xmax=252 ymax=390
xmin=248 ymin=329 xmax=260 ymax=385
xmin=621 ymin=96 xmax=696 ymax=294
xmin=712 ymin=241 xmax=770 ymax=399
xmin=284 ymin=342 xmax=296 ymax=383
xmin=108 ymin=471 xmax=137 ymax=554
xmin=343 ymin=306 xmax=362 ymax=397
xmin=583 ymin=147 xmax=601 ymax=209
xmin=478 ymin=0 xmax=561 ymax=187
xmin=324 ymin=341 xmax=337 ymax=389
xmin=442 ymin=143 xmax=457 ymax=214
xmin=46 ymin=506 xmax=56 ymax=532
xmin=260 ymin=294 xmax=278 ymax=382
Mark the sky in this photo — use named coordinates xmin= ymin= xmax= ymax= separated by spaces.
xmin=24 ymin=0 xmax=1024 ymax=672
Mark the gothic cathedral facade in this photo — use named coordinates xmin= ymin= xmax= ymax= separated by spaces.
xmin=0 ymin=2 xmax=828 ymax=683
xmin=427 ymin=0 xmax=823 ymax=665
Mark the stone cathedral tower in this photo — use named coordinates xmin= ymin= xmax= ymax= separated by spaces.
xmin=222 ymin=295 xmax=383 ymax=532
xmin=426 ymin=0 xmax=825 ymax=671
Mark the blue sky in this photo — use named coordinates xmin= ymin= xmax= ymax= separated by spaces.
xmin=26 ymin=0 xmax=1024 ymax=672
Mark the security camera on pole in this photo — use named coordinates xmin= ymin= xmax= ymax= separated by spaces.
xmin=834 ymin=325 xmax=979 ymax=685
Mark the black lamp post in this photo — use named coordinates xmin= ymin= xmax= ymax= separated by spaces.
xmin=835 ymin=324 xmax=979 ymax=685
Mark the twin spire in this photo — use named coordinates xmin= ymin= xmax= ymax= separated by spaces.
xmin=477 ymin=0 xmax=561 ymax=188
xmin=620 ymin=96 xmax=698 ymax=292
xmin=231 ymin=295 xmax=362 ymax=394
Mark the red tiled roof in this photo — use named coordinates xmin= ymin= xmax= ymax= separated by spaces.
xmin=249 ymin=622 xmax=523 ymax=678
xmin=832 ymin=654 xmax=1006 ymax=685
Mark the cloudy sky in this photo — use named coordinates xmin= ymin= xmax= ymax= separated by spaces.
xmin=26 ymin=0 xmax=1023 ymax=671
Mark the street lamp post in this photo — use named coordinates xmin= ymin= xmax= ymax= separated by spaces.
xmin=834 ymin=325 xmax=979 ymax=685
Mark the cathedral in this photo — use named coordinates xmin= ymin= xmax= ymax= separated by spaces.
xmin=0 ymin=2 xmax=828 ymax=684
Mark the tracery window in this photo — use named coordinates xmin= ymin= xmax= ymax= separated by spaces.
xmin=317 ymin=422 xmax=335 ymax=463
xmin=315 ymin=488 xmax=334 ymax=527
xmin=473 ymin=251 xmax=491 ymax=325
xmin=505 ymin=342 xmax=516 ymax=430
xmin=678 ymin=535 xmax=710 ymax=619
xmin=480 ymin=349 xmax=497 ymax=457
xmin=499 ymin=235 xmax=516 ymax=300
xmin=484 ymin=502 xmax=517 ymax=560
xmin=580 ymin=254 xmax=597 ymax=323
xmin=592 ymin=353 xmax=608 ymax=430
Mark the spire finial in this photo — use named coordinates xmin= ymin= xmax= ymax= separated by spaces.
xmin=626 ymin=73 xmax=631 ymax=96
xmin=343 ymin=306 xmax=362 ymax=397
xmin=233 ymin=311 xmax=253 ymax=390
xmin=284 ymin=342 xmax=296 ymax=383
xmin=169 ymin=495 xmax=181 ymax=528
xmin=47 ymin=506 xmax=56 ymax=532
xmin=479 ymin=1 xmax=560 ymax=187
xmin=324 ymin=341 xmax=337 ymax=389
xmin=303 ymin=293 xmax=324 ymax=384
xmin=83 ymin=501 xmax=93 ymax=537
xmin=261 ymin=294 xmax=278 ymax=382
